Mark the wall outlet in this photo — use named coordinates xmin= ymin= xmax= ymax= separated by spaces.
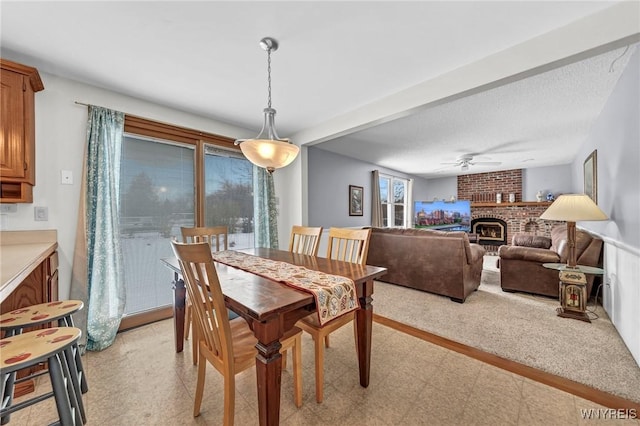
xmin=34 ymin=206 xmax=48 ymax=221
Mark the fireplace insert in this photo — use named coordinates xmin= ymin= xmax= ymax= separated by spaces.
xmin=471 ymin=218 xmax=507 ymax=246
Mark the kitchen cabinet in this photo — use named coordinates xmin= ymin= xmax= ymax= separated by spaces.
xmin=0 ymin=230 xmax=58 ymax=397
xmin=0 ymin=59 xmax=44 ymax=203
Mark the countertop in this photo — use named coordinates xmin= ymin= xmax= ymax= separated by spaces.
xmin=0 ymin=230 xmax=58 ymax=302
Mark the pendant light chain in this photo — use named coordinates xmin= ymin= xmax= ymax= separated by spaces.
xmin=267 ymin=47 xmax=272 ymax=109
xmin=234 ymin=36 xmax=299 ymax=173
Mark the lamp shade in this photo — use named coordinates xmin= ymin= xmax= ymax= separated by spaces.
xmin=539 ymin=194 xmax=608 ymax=222
xmin=239 ymin=138 xmax=300 ymax=173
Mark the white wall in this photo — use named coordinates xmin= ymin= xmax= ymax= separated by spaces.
xmin=523 ymin=164 xmax=573 ymax=201
xmin=0 ymin=70 xmax=251 ymax=300
xmin=573 ymin=47 xmax=639 ymax=366
xmin=273 ymin=146 xmax=305 ymax=250
xmin=423 ymin=176 xmax=457 ymax=202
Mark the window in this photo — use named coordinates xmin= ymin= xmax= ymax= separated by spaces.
xmin=204 ymin=145 xmax=254 ymax=249
xmin=379 ymin=174 xmax=409 ymax=227
xmin=118 ymin=116 xmax=252 ymax=329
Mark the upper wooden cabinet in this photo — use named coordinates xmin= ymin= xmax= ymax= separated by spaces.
xmin=0 ymin=59 xmax=44 ymax=203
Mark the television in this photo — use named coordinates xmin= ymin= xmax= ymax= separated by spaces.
xmin=414 ymin=200 xmax=471 ymax=232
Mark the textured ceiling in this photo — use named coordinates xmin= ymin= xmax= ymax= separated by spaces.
xmin=317 ymin=46 xmax=634 ymax=178
xmin=1 ymin=1 xmax=637 ymax=177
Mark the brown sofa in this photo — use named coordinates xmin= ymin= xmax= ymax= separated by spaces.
xmin=366 ymin=227 xmax=486 ymax=303
xmin=498 ymin=225 xmax=603 ymax=298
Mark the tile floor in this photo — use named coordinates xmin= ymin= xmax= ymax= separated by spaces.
xmin=9 ymin=318 xmax=638 ymax=425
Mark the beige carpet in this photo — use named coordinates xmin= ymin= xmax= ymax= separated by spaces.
xmin=373 ymin=255 xmax=640 ymax=403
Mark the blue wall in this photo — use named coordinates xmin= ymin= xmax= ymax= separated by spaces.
xmin=307 ymin=147 xmax=430 ymax=228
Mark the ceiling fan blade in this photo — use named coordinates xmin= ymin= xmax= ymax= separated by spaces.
xmin=432 ymin=165 xmax=456 ymax=172
xmin=471 ymin=161 xmax=501 ymax=165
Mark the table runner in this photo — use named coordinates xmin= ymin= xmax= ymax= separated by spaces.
xmin=211 ymin=250 xmax=359 ymax=325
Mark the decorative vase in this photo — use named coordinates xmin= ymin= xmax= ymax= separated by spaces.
xmin=496 ymin=193 xmax=502 ymax=203
xmin=536 ymin=190 xmax=543 ymax=202
xmin=509 ymin=193 xmax=515 ymax=203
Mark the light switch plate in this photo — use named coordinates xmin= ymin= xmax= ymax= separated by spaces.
xmin=61 ymin=170 xmax=73 ymax=185
xmin=34 ymin=206 xmax=48 ymax=221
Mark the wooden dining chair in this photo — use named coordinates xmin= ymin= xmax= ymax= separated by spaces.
xmin=180 ymin=226 xmax=228 ymax=364
xmin=296 ymin=227 xmax=371 ymax=403
xmin=288 ymin=225 xmax=323 ymax=256
xmin=181 ymin=226 xmax=228 ymax=250
xmin=170 ymin=241 xmax=303 ymax=424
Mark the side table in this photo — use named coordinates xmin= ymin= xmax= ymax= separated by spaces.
xmin=542 ymin=263 xmax=605 ymax=323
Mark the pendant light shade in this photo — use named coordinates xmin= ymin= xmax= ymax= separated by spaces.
xmin=235 ymin=37 xmax=299 ymax=173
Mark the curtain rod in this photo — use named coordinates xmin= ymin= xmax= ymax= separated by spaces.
xmin=75 ymin=101 xmax=130 ymax=118
xmin=75 ymin=101 xmax=120 ymax=111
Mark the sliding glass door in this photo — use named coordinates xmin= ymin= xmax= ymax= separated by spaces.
xmin=118 ymin=136 xmax=256 ymax=324
xmin=119 ymin=135 xmax=195 ymax=317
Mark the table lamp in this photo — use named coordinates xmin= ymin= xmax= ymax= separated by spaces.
xmin=539 ymin=194 xmax=608 ymax=268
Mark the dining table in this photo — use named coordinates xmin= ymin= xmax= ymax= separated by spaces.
xmin=161 ymin=247 xmax=387 ymax=426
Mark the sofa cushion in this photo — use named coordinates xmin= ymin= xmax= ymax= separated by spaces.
xmin=498 ymin=245 xmax=560 ymax=263
xmin=511 ymin=234 xmax=552 ymax=249
xmin=550 ymin=225 xmax=566 ymax=256
xmin=369 ymin=227 xmax=473 ymax=263
xmin=550 ymin=224 xmax=598 ymax=263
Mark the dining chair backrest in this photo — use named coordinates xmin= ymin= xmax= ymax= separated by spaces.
xmin=289 ymin=225 xmax=323 ymax=256
xmin=326 ymin=227 xmax=372 ymax=266
xmin=180 ymin=226 xmax=228 ymax=252
xmin=171 ymin=241 xmax=233 ymax=367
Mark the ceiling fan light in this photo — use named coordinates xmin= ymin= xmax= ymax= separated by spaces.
xmin=461 ymin=163 xmax=469 ymax=171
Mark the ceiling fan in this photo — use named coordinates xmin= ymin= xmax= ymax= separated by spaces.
xmin=440 ymin=155 xmax=501 ymax=171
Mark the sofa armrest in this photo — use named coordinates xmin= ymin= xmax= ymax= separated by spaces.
xmin=498 ymin=245 xmax=560 ymax=263
xmin=511 ymin=233 xmax=552 ymax=249
xmin=469 ymin=243 xmax=486 ymax=263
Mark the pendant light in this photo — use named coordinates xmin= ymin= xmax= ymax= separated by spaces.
xmin=234 ymin=37 xmax=299 ymax=174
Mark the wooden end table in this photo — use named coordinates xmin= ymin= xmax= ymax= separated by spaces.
xmin=542 ymin=263 xmax=605 ymax=323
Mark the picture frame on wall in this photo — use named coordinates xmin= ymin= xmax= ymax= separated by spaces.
xmin=349 ymin=185 xmax=364 ymax=216
xmin=583 ymin=150 xmax=597 ymax=204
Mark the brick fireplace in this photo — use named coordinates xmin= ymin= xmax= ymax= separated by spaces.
xmin=458 ymin=169 xmax=557 ymax=252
